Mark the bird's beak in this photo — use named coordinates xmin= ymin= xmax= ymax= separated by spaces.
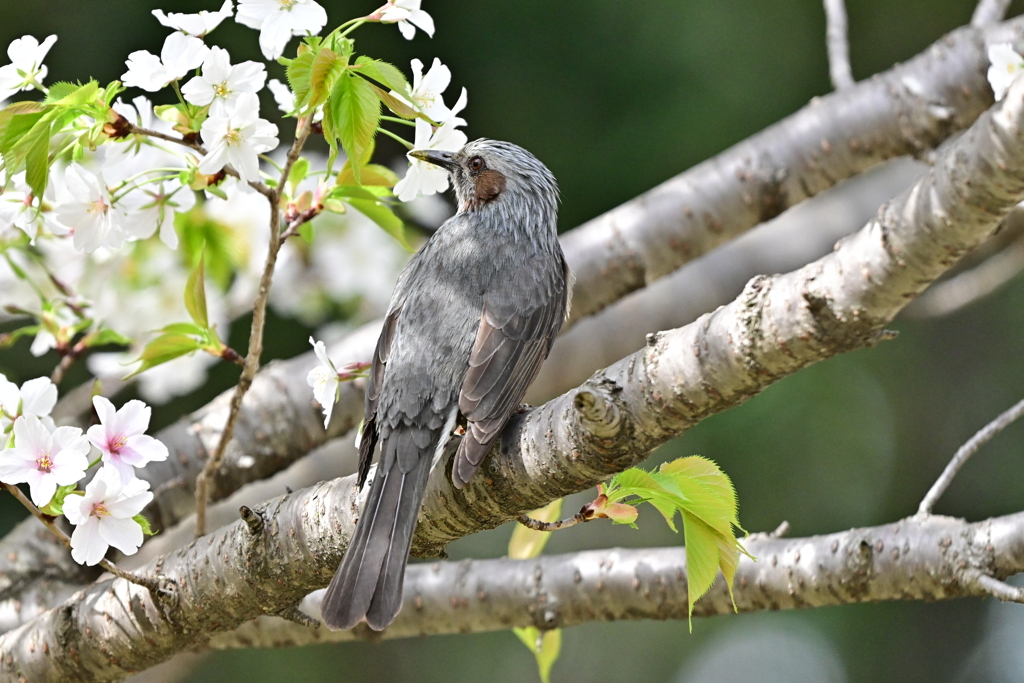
xmin=409 ymin=149 xmax=459 ymax=171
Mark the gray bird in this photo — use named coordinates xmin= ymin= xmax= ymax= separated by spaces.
xmin=320 ymin=139 xmax=570 ymax=631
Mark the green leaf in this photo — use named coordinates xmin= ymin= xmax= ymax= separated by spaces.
xmin=174 ymin=208 xmax=248 ymax=289
xmin=323 ymin=73 xmax=380 ymax=184
xmin=336 ymin=162 xmax=399 ymax=188
xmin=346 ymin=198 xmax=410 ymax=250
xmin=184 ymin=253 xmax=209 ymax=328
xmin=124 ymin=333 xmax=202 ymax=379
xmin=159 ymin=322 xmax=206 ymax=336
xmin=286 ymin=50 xmax=315 ymax=108
xmin=681 ymin=512 xmax=720 ymax=632
xmin=513 ymin=627 xmax=561 ymax=683
xmin=134 ymin=513 xmax=157 ymax=536
xmin=307 ymin=48 xmax=344 ymax=110
xmin=44 ymin=80 xmax=99 ymax=106
xmin=39 ymin=484 xmax=82 ymax=516
xmin=331 ymin=184 xmax=383 ymax=202
xmin=23 ymin=123 xmax=51 ymax=198
xmin=287 ymin=156 xmax=310 ymax=194
xmin=660 ymin=456 xmax=740 ymax=527
xmin=373 ymin=85 xmax=419 ymax=120
xmin=84 ymin=328 xmax=132 ymax=348
xmin=354 ymin=57 xmax=412 ymax=99
xmin=508 ymin=499 xmax=563 ymax=560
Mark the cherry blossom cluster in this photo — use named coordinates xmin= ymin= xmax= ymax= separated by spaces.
xmin=0 ymin=373 xmax=167 ymax=566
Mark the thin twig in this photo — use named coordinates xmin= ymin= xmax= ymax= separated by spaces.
xmin=0 ymin=483 xmax=161 ymax=591
xmin=972 ymin=0 xmax=1012 ymax=27
xmin=125 ymin=123 xmax=275 ymax=200
xmin=969 ymin=570 xmax=1024 ymax=603
xmin=823 ymin=0 xmax=855 ymax=90
xmin=193 ymin=119 xmax=312 ymax=538
xmin=516 ymin=511 xmax=589 ymax=532
xmin=918 ymin=396 xmax=1024 ymax=515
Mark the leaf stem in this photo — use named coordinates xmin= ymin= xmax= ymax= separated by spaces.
xmin=380 ymin=115 xmax=415 ymax=127
xmin=378 ymin=127 xmax=414 ymax=149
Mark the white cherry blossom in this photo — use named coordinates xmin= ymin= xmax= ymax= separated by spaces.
xmin=182 ymin=46 xmax=267 ymax=117
xmin=0 ymin=375 xmax=58 ymax=430
xmin=235 ymin=0 xmax=328 ymax=61
xmin=0 ymin=415 xmax=89 ymax=507
xmin=394 ymin=94 xmax=468 ymax=201
xmin=267 ymin=78 xmax=323 ymax=121
xmin=53 ymin=164 xmax=126 ymax=253
xmin=121 ymin=32 xmax=210 ymax=92
xmin=198 ymin=92 xmax=279 ymax=184
xmin=391 ymin=58 xmax=465 ymax=124
xmin=306 ymin=337 xmax=340 ymax=428
xmin=64 ymin=466 xmax=153 ymax=566
xmin=0 ymin=35 xmax=57 ymax=101
xmin=87 ymin=396 xmax=169 ymax=484
xmin=379 ymin=0 xmax=434 ymax=41
xmin=988 ymin=43 xmax=1024 ymax=101
xmin=0 ymin=171 xmax=67 ymax=243
xmin=153 ymin=0 xmax=234 ymax=37
xmin=120 ymin=181 xmax=196 ymax=250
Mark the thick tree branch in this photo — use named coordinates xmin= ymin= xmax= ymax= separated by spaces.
xmin=207 ymin=511 xmax=1024 ymax=648
xmin=5 ymin=61 xmax=1024 ymax=681
xmin=823 ymin=0 xmax=855 ymax=90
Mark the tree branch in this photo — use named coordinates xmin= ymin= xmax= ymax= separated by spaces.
xmin=918 ymin=396 xmax=1024 ymax=515
xmin=972 ymin=0 xmax=1012 ymax=27
xmin=5 ymin=64 xmax=1024 ymax=679
xmin=823 ymin=0 xmax=855 ymax=90
xmin=206 ymin=511 xmax=1024 ymax=648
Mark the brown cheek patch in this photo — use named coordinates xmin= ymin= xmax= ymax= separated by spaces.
xmin=473 ymin=170 xmax=506 ymax=205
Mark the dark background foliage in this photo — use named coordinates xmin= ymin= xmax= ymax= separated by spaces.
xmin=3 ymin=1 xmax=1024 ymax=681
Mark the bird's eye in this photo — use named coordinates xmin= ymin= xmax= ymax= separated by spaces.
xmin=468 ymin=156 xmax=484 ymax=172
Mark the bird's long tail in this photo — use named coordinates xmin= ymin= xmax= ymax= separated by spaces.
xmin=320 ymin=428 xmax=433 ymax=631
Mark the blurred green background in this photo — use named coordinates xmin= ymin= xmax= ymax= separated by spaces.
xmin=3 ymin=1 xmax=1024 ymax=682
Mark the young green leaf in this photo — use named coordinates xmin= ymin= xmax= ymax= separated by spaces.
xmin=39 ymin=484 xmax=82 ymax=516
xmin=124 ymin=333 xmax=202 ymax=379
xmin=680 ymin=512 xmax=721 ymax=632
xmin=512 ymin=627 xmax=561 ymax=683
xmin=84 ymin=328 xmax=132 ymax=348
xmin=184 ymin=253 xmax=209 ymax=329
xmin=354 ymin=57 xmax=412 ymax=99
xmin=23 ymin=124 xmax=51 ymax=198
xmin=134 ymin=513 xmax=157 ymax=536
xmin=508 ymin=498 xmax=563 ymax=560
xmin=308 ymin=48 xmax=343 ymax=110
xmin=323 ymin=73 xmax=380 ymax=184
xmin=286 ymin=50 xmax=315 ymax=108
xmin=336 ymin=162 xmax=399 ymax=188
xmin=372 ymin=84 xmax=420 ymax=120
xmin=288 ymin=156 xmax=310 ymax=194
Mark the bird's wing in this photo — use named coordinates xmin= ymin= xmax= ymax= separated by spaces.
xmin=453 ymin=265 xmax=568 ymax=488
xmin=357 ymin=303 xmax=403 ymax=488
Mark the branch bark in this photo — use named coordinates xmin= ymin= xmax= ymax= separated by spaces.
xmin=972 ymin=0 xmax=1012 ymax=27
xmin=5 ymin=59 xmax=1024 ymax=681
xmin=207 ymin=511 xmax=1024 ymax=648
xmin=823 ymin=0 xmax=855 ymax=90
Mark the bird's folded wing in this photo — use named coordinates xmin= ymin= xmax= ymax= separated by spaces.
xmin=358 ymin=303 xmax=402 ymax=487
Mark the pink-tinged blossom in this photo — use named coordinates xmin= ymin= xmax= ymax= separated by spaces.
xmin=235 ymin=0 xmax=328 ymax=60
xmin=0 ymin=35 xmax=57 ymax=101
xmin=182 ymin=46 xmax=267 ymax=117
xmin=87 ymin=396 xmax=168 ymax=484
xmin=64 ymin=466 xmax=153 ymax=566
xmin=153 ymin=0 xmax=234 ymax=37
xmin=121 ymin=32 xmax=210 ymax=93
xmin=0 ymin=415 xmax=89 ymax=507
xmin=198 ymin=92 xmax=279 ymax=184
xmin=379 ymin=0 xmax=434 ymax=41
xmin=53 ymin=164 xmax=126 ymax=253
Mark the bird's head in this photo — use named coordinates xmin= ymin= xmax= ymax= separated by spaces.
xmin=409 ymin=138 xmax=558 ymax=215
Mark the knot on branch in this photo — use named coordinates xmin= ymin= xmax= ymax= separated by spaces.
xmin=239 ymin=506 xmax=265 ymax=534
xmin=573 ymin=384 xmax=622 ymax=439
